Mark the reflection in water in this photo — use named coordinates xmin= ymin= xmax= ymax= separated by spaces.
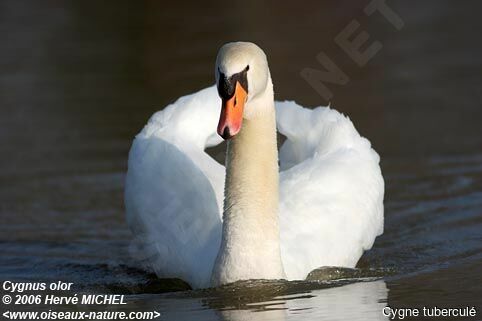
xmin=219 ymin=281 xmax=388 ymax=321
xmin=153 ymin=280 xmax=388 ymax=321
xmin=284 ymin=281 xmax=388 ymax=321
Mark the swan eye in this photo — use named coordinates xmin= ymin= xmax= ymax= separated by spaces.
xmin=217 ymin=66 xmax=249 ymax=99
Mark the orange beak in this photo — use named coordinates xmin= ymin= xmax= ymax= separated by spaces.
xmin=217 ymin=81 xmax=247 ymax=139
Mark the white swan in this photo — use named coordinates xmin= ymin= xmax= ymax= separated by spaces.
xmin=125 ymin=42 xmax=384 ymax=289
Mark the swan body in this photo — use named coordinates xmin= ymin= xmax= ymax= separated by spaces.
xmin=125 ymin=42 xmax=384 ymax=289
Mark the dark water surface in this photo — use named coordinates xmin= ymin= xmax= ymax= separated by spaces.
xmin=1 ymin=1 xmax=481 ymax=320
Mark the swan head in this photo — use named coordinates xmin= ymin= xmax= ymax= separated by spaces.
xmin=215 ymin=42 xmax=271 ymax=139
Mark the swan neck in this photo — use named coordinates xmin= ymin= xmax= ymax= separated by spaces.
xmin=224 ymin=76 xmax=278 ymax=224
xmin=224 ymin=107 xmax=278 ymax=222
xmin=211 ymin=94 xmax=285 ymax=285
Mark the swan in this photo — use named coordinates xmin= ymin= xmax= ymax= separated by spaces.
xmin=125 ymin=42 xmax=384 ymax=289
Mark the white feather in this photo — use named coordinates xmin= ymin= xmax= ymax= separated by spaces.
xmin=125 ymin=85 xmax=384 ymax=288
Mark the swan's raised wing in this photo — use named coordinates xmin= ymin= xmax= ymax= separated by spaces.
xmin=125 ymin=87 xmax=225 ymax=288
xmin=275 ymin=101 xmax=384 ymax=280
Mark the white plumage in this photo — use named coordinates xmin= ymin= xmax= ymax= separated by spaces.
xmin=125 ymin=85 xmax=384 ymax=288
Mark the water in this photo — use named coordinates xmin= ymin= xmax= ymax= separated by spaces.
xmin=1 ymin=1 xmax=481 ymax=320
